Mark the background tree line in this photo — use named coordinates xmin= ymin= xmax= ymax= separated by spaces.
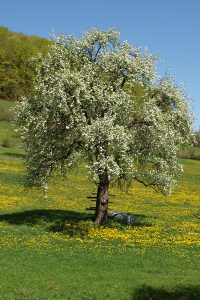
xmin=0 ymin=26 xmax=50 ymax=100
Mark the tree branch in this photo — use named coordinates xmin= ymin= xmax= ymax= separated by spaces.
xmin=93 ymin=44 xmax=102 ymax=62
xmin=127 ymin=119 xmax=151 ymax=129
xmin=133 ymin=176 xmax=157 ymax=188
xmin=133 ymin=177 xmax=149 ymax=187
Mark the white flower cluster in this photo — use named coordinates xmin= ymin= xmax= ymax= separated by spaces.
xmin=15 ymin=28 xmax=193 ymax=193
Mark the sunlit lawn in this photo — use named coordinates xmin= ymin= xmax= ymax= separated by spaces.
xmin=0 ymin=117 xmax=200 ymax=299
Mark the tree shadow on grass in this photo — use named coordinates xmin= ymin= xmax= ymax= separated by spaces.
xmin=2 ymin=152 xmax=25 ymax=159
xmin=132 ymin=285 xmax=200 ymax=300
xmin=0 ymin=209 xmax=150 ymax=233
xmin=0 ymin=209 xmax=91 ymax=228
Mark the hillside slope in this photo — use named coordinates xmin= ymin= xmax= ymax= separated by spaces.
xmin=0 ymin=26 xmax=50 ymax=100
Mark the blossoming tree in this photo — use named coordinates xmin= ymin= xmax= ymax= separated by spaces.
xmin=15 ymin=29 xmax=193 ymax=224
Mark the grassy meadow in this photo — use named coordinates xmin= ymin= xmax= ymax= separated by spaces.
xmin=0 ymin=100 xmax=200 ymax=299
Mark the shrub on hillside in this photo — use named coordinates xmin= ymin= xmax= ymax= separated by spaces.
xmin=1 ymin=138 xmax=11 ymax=147
xmin=179 ymin=148 xmax=200 ymax=160
xmin=194 ymin=131 xmax=200 ymax=147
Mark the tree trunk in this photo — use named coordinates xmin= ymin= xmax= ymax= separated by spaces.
xmin=94 ymin=177 xmax=109 ymax=224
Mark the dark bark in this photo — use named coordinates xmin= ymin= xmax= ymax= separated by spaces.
xmin=94 ymin=176 xmax=110 ymax=224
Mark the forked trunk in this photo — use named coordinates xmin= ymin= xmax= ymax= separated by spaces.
xmin=94 ymin=178 xmax=109 ymax=224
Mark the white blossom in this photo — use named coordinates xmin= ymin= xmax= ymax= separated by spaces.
xmin=15 ymin=28 xmax=193 ymax=194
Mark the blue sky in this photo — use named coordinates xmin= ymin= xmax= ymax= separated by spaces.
xmin=1 ymin=0 xmax=200 ymax=129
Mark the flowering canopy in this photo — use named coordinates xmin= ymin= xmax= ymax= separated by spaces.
xmin=15 ymin=28 xmax=193 ymax=194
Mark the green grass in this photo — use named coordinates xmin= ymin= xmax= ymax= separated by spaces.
xmin=0 ymin=99 xmax=14 ymax=110
xmin=0 ymin=99 xmax=14 ymax=121
xmin=0 ymin=104 xmax=200 ymax=299
xmin=0 ymin=248 xmax=199 ymax=299
xmin=0 ymin=99 xmax=22 ymax=150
